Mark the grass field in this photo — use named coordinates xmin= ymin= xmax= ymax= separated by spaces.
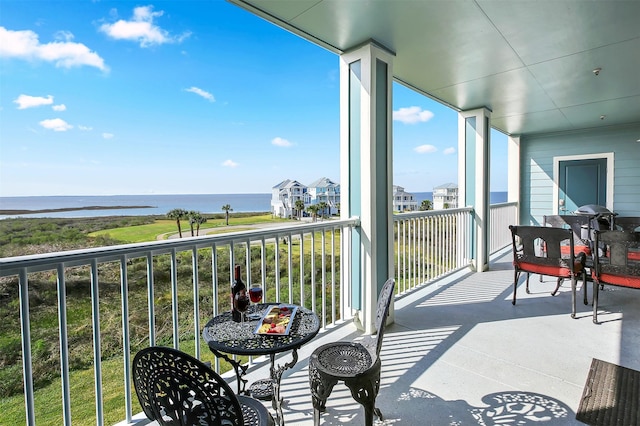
xmin=88 ymin=213 xmax=289 ymax=243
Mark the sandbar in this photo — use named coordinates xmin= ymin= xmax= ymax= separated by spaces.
xmin=0 ymin=205 xmax=155 ymax=215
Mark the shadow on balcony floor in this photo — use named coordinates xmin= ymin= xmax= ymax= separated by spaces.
xmin=143 ymin=250 xmax=639 ymax=425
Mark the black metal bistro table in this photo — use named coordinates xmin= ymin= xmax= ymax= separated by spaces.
xmin=202 ymin=303 xmax=320 ymax=426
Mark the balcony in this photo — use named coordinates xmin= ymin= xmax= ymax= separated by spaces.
xmin=0 ymin=203 xmax=516 ymax=424
xmin=4 ymin=203 xmax=639 ymax=425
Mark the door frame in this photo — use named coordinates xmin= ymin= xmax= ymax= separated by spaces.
xmin=553 ymin=152 xmax=614 ymax=214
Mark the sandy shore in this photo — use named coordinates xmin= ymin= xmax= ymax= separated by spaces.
xmin=0 ymin=205 xmax=155 ymax=215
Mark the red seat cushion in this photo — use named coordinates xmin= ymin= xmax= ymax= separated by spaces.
xmin=542 ymin=243 xmax=591 ymax=256
xmin=560 ymin=245 xmax=591 ymax=256
xmin=596 ymin=273 xmax=640 ymax=289
xmin=628 ymin=251 xmax=640 ymax=261
xmin=516 ymin=261 xmax=583 ymax=278
xmin=604 ymin=249 xmax=640 ymax=261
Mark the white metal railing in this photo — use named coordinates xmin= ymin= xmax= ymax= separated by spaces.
xmin=489 ymin=202 xmax=518 ymax=254
xmin=0 ymin=219 xmax=358 ymax=426
xmin=393 ymin=207 xmax=474 ymax=293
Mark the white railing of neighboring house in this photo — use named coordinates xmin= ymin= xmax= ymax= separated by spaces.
xmin=489 ymin=202 xmax=518 ymax=254
xmin=0 ymin=219 xmax=358 ymax=426
xmin=394 ymin=207 xmax=474 ymax=293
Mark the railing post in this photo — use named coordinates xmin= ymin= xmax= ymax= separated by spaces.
xmin=56 ymin=264 xmax=72 ymax=426
xmin=90 ymin=259 xmax=104 ymax=426
xmin=120 ymin=255 xmax=132 ymax=424
xmin=19 ymin=270 xmax=35 ymax=426
xmin=192 ymin=247 xmax=200 ymax=359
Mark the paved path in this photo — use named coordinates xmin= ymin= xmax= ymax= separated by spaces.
xmin=158 ymin=218 xmax=315 ymax=240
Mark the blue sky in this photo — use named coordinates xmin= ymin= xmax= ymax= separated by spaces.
xmin=0 ymin=1 xmax=507 ymax=197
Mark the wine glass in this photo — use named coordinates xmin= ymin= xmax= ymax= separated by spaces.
xmin=235 ymin=291 xmax=250 ymax=324
xmin=249 ymin=283 xmax=263 ymax=304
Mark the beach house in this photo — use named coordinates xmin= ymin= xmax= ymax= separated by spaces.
xmin=307 ymin=177 xmax=340 ymax=216
xmin=392 ymin=185 xmax=417 ymax=212
xmin=433 ymin=183 xmax=459 ymax=210
xmin=271 ymin=177 xmax=341 ymax=218
xmin=270 ymin=179 xmax=308 ymax=218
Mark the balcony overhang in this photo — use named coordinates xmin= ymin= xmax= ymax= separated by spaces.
xmin=228 ymin=0 xmax=640 ymax=137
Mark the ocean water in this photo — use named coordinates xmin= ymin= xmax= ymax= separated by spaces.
xmin=0 ymin=191 xmax=508 ymax=219
xmin=0 ymin=194 xmax=272 ymax=219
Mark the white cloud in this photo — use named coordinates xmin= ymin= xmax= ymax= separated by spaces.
xmin=443 ymin=147 xmax=456 ymax=155
xmin=99 ymin=5 xmax=191 ymax=47
xmin=102 ymin=132 xmax=114 ymax=139
xmin=414 ymin=144 xmax=437 ymax=154
xmin=185 ymin=86 xmax=214 ymax=101
xmin=393 ymin=106 xmax=434 ymax=124
xmin=54 ymin=30 xmax=74 ymax=42
xmin=39 ymin=118 xmax=72 ymax=132
xmin=52 ymin=104 xmax=66 ymax=111
xmin=272 ymin=137 xmax=293 ymax=147
xmin=14 ymin=94 xmax=53 ymax=109
xmin=78 ymin=125 xmax=93 ymax=131
xmin=0 ymin=26 xmax=108 ymax=71
xmin=222 ymin=159 xmax=238 ymax=168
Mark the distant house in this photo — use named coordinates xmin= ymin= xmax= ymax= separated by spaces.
xmin=271 ymin=179 xmax=309 ymax=218
xmin=433 ymin=183 xmax=458 ymax=209
xmin=392 ymin=185 xmax=418 ymax=212
xmin=271 ymin=177 xmax=340 ymax=218
xmin=307 ymin=177 xmax=340 ymax=215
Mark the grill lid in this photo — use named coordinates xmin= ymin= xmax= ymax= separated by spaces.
xmin=575 ymin=204 xmax=615 ymax=216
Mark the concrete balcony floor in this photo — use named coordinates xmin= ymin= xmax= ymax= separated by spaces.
xmin=143 ymin=249 xmax=640 ymax=425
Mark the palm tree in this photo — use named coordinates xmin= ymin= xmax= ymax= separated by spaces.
xmin=166 ymin=208 xmax=187 ymax=238
xmin=187 ymin=211 xmax=206 ymax=236
xmin=307 ymin=204 xmax=320 ymax=222
xmin=221 ymin=204 xmax=233 ymax=225
xmin=318 ymin=201 xmax=328 ymax=219
xmin=186 ymin=211 xmax=197 ymax=236
xmin=194 ymin=213 xmax=207 ymax=236
xmin=420 ymin=200 xmax=433 ymax=211
xmin=294 ymin=199 xmax=305 ymax=220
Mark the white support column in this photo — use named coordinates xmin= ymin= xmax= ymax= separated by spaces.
xmin=340 ymin=41 xmax=395 ymax=334
xmin=458 ymin=108 xmax=491 ymax=272
xmin=508 ymin=136 xmax=521 ymax=221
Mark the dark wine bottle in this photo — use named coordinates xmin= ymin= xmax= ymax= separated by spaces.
xmin=231 ymin=264 xmax=246 ymax=322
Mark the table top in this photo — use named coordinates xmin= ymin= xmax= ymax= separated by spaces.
xmin=202 ymin=303 xmax=321 ymax=356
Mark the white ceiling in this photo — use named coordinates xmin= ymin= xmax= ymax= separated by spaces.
xmin=229 ymin=0 xmax=640 ymax=137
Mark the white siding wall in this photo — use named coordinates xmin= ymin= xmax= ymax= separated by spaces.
xmin=520 ymin=124 xmax=640 ymax=225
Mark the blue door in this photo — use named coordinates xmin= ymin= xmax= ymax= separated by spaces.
xmin=559 ymin=159 xmax=607 ymax=214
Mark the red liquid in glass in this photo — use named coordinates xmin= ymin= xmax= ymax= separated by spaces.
xmin=236 ymin=294 xmax=250 ymax=311
xmin=249 ymin=287 xmax=263 ymax=303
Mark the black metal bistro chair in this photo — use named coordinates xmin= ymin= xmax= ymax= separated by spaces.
xmin=591 ymin=230 xmax=640 ymax=323
xmin=308 ymin=278 xmax=395 ymax=426
xmin=133 ymin=346 xmax=274 ymax=426
xmin=509 ymin=225 xmax=587 ymax=317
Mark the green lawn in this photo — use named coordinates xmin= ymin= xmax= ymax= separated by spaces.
xmin=89 ymin=214 xmax=290 ymax=243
